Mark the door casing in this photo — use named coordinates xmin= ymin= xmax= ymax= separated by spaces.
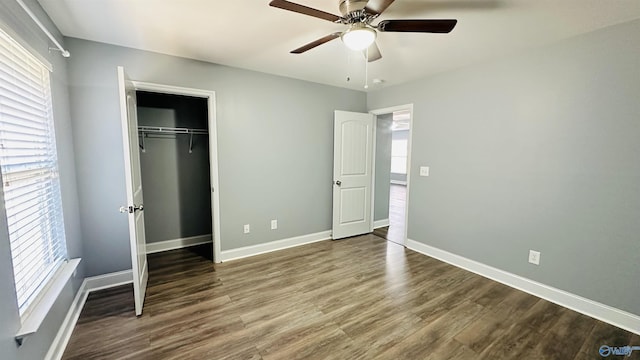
xmin=120 ymin=79 xmax=222 ymax=263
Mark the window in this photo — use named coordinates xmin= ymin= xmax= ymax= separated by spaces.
xmin=391 ymin=137 xmax=408 ymax=174
xmin=0 ymin=28 xmax=67 ymax=317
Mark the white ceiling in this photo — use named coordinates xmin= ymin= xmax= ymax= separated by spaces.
xmin=38 ymin=0 xmax=640 ymax=91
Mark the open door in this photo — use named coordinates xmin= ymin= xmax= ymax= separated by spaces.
xmin=332 ymin=110 xmax=374 ymax=239
xmin=117 ymin=66 xmax=148 ymax=316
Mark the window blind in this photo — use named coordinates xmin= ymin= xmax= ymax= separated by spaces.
xmin=0 ymin=28 xmax=67 ymax=316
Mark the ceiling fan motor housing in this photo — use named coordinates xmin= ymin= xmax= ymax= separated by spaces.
xmin=339 ymin=0 xmax=368 ymax=16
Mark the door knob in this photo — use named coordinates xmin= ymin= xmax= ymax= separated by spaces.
xmin=119 ymin=204 xmax=144 ymax=213
xmin=335 ymin=180 xmax=342 ymax=186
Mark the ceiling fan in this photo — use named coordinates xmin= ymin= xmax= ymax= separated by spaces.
xmin=269 ymin=0 xmax=458 ymax=62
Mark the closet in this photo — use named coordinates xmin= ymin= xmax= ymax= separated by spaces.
xmin=136 ymin=91 xmax=213 ymax=259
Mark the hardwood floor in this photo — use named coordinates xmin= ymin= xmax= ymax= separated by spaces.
xmin=373 ymin=184 xmax=406 ymax=245
xmin=62 ymin=236 xmax=639 ymax=359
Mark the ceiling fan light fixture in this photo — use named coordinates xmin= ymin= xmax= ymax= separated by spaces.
xmin=341 ymin=24 xmax=376 ymax=51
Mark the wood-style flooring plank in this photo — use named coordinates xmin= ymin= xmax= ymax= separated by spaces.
xmin=62 ymin=235 xmax=639 ymax=360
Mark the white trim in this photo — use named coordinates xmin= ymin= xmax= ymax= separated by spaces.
xmin=83 ymin=270 xmax=134 ymax=293
xmin=131 ymin=81 xmax=222 ymax=264
xmin=16 ymin=259 xmax=81 ymax=341
xmin=220 ymin=231 xmax=332 ymax=262
xmin=44 ymin=270 xmax=134 ymax=360
xmin=369 ymin=104 xmax=414 ymax=116
xmin=44 ymin=278 xmax=86 ymax=360
xmin=146 ymin=234 xmax=212 ymax=254
xmin=369 ymin=104 xmax=413 ymax=246
xmin=132 ymin=81 xmax=212 ymax=98
xmin=373 ymin=219 xmax=389 ymax=229
xmin=406 ymin=239 xmax=640 ymax=336
xmin=369 ymin=113 xmax=378 ymax=235
xmin=390 ymin=180 xmax=407 ymax=186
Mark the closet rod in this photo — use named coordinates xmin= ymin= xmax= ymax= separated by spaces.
xmin=138 ymin=126 xmax=208 ymax=135
xmin=138 ymin=126 xmax=208 ymax=153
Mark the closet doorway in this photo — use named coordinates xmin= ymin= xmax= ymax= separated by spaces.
xmin=130 ymin=82 xmax=221 ymax=263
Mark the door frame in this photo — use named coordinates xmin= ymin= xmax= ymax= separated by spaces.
xmin=126 ymin=80 xmax=222 ymax=263
xmin=369 ymin=104 xmax=414 ymax=246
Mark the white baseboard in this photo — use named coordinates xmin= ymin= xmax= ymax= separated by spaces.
xmin=390 ymin=180 xmax=407 ymax=185
xmin=220 ymin=230 xmax=332 ymax=262
xmin=373 ymin=219 xmax=390 ymax=229
xmin=44 ymin=278 xmax=86 ymax=360
xmin=406 ymin=239 xmax=640 ymax=336
xmin=83 ymin=270 xmax=133 ymax=292
xmin=146 ymin=234 xmax=212 ymax=254
xmin=45 ymin=270 xmax=134 ymax=360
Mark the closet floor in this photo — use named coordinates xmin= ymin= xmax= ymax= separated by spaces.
xmin=62 ymin=236 xmax=639 ymax=360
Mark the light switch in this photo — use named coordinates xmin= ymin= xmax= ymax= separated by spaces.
xmin=420 ymin=166 xmax=430 ymax=177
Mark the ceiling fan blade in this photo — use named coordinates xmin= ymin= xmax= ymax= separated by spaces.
xmin=269 ymin=0 xmax=341 ymax=22
xmin=363 ymin=41 xmax=382 ymax=62
xmin=365 ymin=0 xmax=396 ymax=15
xmin=291 ymin=33 xmax=341 ymax=54
xmin=377 ymin=19 xmax=457 ymax=33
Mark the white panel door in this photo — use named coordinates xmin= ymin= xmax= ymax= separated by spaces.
xmin=332 ymin=110 xmax=374 ymax=239
xmin=117 ymin=66 xmax=148 ymax=316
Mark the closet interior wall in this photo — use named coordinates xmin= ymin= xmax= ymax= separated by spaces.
xmin=136 ymin=91 xmax=213 ymax=249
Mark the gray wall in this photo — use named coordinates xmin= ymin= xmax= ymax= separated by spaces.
xmin=367 ymin=19 xmax=640 ymax=316
xmin=137 ymin=93 xmax=212 ymax=243
xmin=65 ymin=37 xmax=367 ymax=276
xmin=374 ymin=114 xmax=392 ymax=222
xmin=0 ymin=1 xmax=83 ymax=359
xmin=391 ymin=129 xmax=409 ymax=183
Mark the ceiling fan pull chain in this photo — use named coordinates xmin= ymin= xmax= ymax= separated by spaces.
xmin=346 ymin=48 xmax=352 ymax=83
xmin=364 ymin=47 xmax=369 ymax=89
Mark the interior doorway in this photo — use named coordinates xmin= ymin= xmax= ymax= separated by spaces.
xmin=119 ymin=71 xmax=221 ymax=316
xmin=136 ymin=91 xmax=214 ymax=260
xmin=370 ymin=105 xmax=413 ymax=246
xmin=133 ymin=82 xmax=221 ymax=263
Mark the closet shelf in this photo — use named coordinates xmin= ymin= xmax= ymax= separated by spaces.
xmin=138 ymin=126 xmax=208 ymax=153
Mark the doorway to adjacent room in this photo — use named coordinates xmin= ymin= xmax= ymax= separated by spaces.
xmin=371 ymin=105 xmax=412 ymax=246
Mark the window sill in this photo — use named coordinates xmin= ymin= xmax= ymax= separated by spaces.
xmin=15 ymin=258 xmax=81 ymax=346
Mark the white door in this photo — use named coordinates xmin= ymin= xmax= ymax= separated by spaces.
xmin=332 ymin=110 xmax=374 ymax=239
xmin=117 ymin=66 xmax=148 ymax=316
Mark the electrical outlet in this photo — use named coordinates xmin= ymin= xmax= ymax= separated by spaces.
xmin=271 ymin=219 xmax=278 ymax=230
xmin=420 ymin=166 xmax=430 ymax=177
xmin=528 ymin=250 xmax=541 ymax=265
xmin=243 ymin=224 xmax=250 ymax=234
